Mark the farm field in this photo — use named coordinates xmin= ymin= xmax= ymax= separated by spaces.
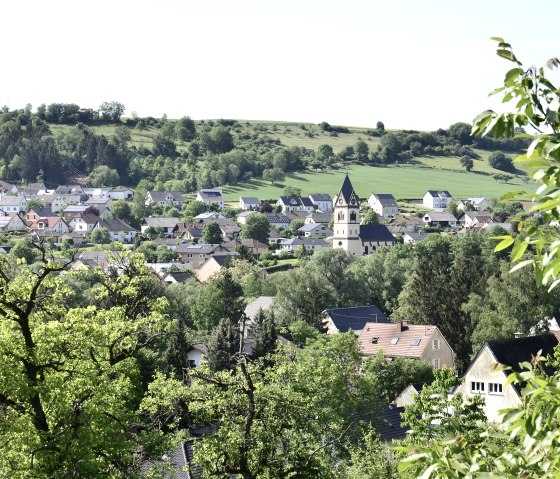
xmin=220 ymin=164 xmax=529 ymax=203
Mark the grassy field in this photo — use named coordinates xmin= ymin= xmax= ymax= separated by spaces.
xmin=220 ymin=164 xmax=529 ymax=203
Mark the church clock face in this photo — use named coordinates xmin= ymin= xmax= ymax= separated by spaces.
xmin=351 ymin=197 xmax=356 ymax=205
xmin=338 ymin=197 xmax=344 ymax=205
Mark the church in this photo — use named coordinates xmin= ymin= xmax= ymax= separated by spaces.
xmin=332 ymin=175 xmax=397 ymax=255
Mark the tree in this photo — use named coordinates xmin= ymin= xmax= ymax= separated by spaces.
xmin=98 ymin=101 xmax=125 ymax=122
xmin=354 ymin=140 xmax=370 ymax=162
xmin=89 ymin=164 xmax=119 ymax=187
xmin=182 ymin=200 xmax=208 ymax=220
xmin=87 ymin=227 xmax=111 ymax=244
xmin=165 ymin=333 xmax=383 ymax=479
xmin=0 ymin=249 xmax=172 ymax=478
xmin=460 ymin=155 xmax=474 ymax=171
xmin=239 ymin=213 xmax=270 ymax=244
xmin=283 ymin=185 xmax=302 ymax=197
xmin=202 ymin=221 xmax=223 ymax=244
xmin=248 ymin=308 xmax=278 ymax=359
xmin=493 ymin=172 xmax=514 ymax=183
xmin=488 ymin=151 xmax=515 ymax=172
xmin=361 ymin=209 xmax=379 ymax=225
xmin=205 ymin=317 xmax=240 ymax=372
xmin=262 ymin=167 xmax=285 ymax=185
xmin=10 ymin=239 xmax=38 ymax=264
xmin=447 ymin=122 xmax=473 ymax=145
xmin=289 ymin=218 xmax=305 ymax=233
xmin=174 ymin=116 xmax=196 ymax=141
xmin=109 ymin=199 xmax=135 ymax=225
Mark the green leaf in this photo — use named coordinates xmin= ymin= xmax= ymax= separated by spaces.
xmin=493 ymin=236 xmax=515 ymax=252
xmin=510 ymin=260 xmax=534 ymax=273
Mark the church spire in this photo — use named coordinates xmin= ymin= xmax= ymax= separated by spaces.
xmin=335 ymin=174 xmax=360 ymax=206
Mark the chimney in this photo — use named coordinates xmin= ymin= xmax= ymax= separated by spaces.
xmin=514 ymin=332 xmax=524 ymax=339
xmin=396 ymin=321 xmax=408 ymax=333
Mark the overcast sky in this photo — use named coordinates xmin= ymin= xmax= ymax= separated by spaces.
xmin=1 ymin=0 xmax=558 ymax=130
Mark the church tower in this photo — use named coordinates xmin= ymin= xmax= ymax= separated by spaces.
xmin=332 ymin=175 xmax=362 ymax=255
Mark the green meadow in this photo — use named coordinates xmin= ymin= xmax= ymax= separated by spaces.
xmin=220 ymin=164 xmax=528 ymax=203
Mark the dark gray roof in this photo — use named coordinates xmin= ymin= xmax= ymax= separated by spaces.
xmin=371 ymin=193 xmax=397 ymax=207
xmin=148 ymin=191 xmax=183 ymax=202
xmin=359 ymin=224 xmax=397 ymax=242
xmin=325 ymin=305 xmax=389 ymax=332
xmin=426 ymin=190 xmax=452 ymax=197
xmin=198 ymin=189 xmax=223 ymax=198
xmin=265 ymin=213 xmax=291 ymax=224
xmin=143 ymin=217 xmax=180 ymax=228
xmin=309 ymin=193 xmax=332 ymax=202
xmin=240 ymin=196 xmax=261 ymax=203
xmin=279 ymin=196 xmax=304 ymax=206
xmin=28 ymin=207 xmax=54 ymax=217
xmin=98 ymin=218 xmax=135 ymax=232
xmin=377 ymin=406 xmax=409 ymax=442
xmin=165 ymin=271 xmax=193 ymax=283
xmin=306 ymin=212 xmax=332 ymax=224
xmin=486 ymin=333 xmax=559 ymax=376
xmin=301 ymin=197 xmax=314 ymax=207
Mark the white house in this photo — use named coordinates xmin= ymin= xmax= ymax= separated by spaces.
xmin=98 ymin=218 xmax=137 ymax=243
xmin=422 ymin=212 xmax=458 ymax=228
xmin=29 ymin=217 xmax=70 ymax=234
xmin=457 ymin=197 xmax=489 ymax=211
xmin=0 ymin=214 xmax=27 ymax=232
xmin=277 ymin=196 xmax=315 ymax=213
xmin=0 ymin=196 xmax=27 ymax=214
xmin=68 ymin=213 xmax=99 ymax=232
xmin=196 ymin=189 xmax=224 ymax=208
xmin=454 ymin=333 xmax=560 ymax=423
xmin=297 ymin=223 xmax=333 ymax=239
xmin=368 ymin=193 xmax=398 ymax=218
xmin=423 ymin=190 xmax=453 ymax=210
xmin=277 ymin=237 xmax=329 ymax=253
xmin=239 ymin=196 xmax=261 ymax=210
xmin=108 ymin=188 xmax=134 ymax=200
xmin=145 ymin=191 xmax=184 ymax=208
xmin=308 ymin=193 xmax=333 ymax=212
xmin=141 ymin=217 xmax=180 ymax=237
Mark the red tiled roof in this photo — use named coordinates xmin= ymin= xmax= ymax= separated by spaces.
xmin=357 ymin=322 xmax=438 ymax=358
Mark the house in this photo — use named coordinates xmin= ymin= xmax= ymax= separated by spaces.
xmin=108 ymin=188 xmax=134 ymax=200
xmin=25 ymin=207 xmax=54 ymax=223
xmin=453 ymin=333 xmax=560 ymax=423
xmin=393 ymin=215 xmax=424 ymax=232
xmin=423 ymin=190 xmax=453 ymax=210
xmin=83 ymin=187 xmax=111 ymax=199
xmin=28 ymin=216 xmax=70 ymax=234
xmin=332 ymin=175 xmax=397 ymax=256
xmin=264 ymin=213 xmax=291 ymax=229
xmin=0 ymin=195 xmax=27 ymax=214
xmin=239 ymin=196 xmax=261 ymax=210
xmin=187 ymin=343 xmax=208 ymax=368
xmin=195 ymin=252 xmax=239 ymax=283
xmin=482 ymin=222 xmax=513 ymax=232
xmin=40 ymin=194 xmax=68 ymax=213
xmin=17 ymin=182 xmax=46 ymax=197
xmin=85 ymin=196 xmax=113 ymax=210
xmin=457 ymin=197 xmax=489 ymax=211
xmin=297 ymin=223 xmax=333 ymax=239
xmin=395 ymin=383 xmax=427 ymax=407
xmin=141 ymin=217 xmax=180 ymax=237
xmin=98 ymin=218 xmax=137 ymax=243
xmin=68 ymin=213 xmax=99 ymax=232
xmin=0 ymin=180 xmax=19 ymax=196
xmin=196 ymin=189 xmax=224 ymax=209
xmin=308 ymin=193 xmax=333 ymax=212
xmin=377 ymin=406 xmax=410 ymax=442
xmin=237 ymin=211 xmax=259 ymax=225
xmin=163 ymin=270 xmax=194 ymax=284
xmin=194 ymin=212 xmax=225 ymax=220
xmin=277 ymin=237 xmax=329 ymax=253
xmin=457 ymin=211 xmax=494 ymax=228
xmin=368 ymin=193 xmax=399 ymax=218
xmin=145 ymin=191 xmax=184 ymax=208
xmin=175 ymin=243 xmax=229 ymax=268
xmin=403 ymin=232 xmax=429 ymax=244
xmin=222 ymin=238 xmax=269 ymax=257
xmin=0 ymin=214 xmax=27 ymax=232
xmin=422 ymin=212 xmax=458 ymax=228
xmin=305 ymin=212 xmax=332 ymax=225
xmin=277 ymin=196 xmax=315 ymax=213
xmin=71 ymin=251 xmax=110 ymax=270
xmin=357 ymin=321 xmax=454 ymax=370
xmin=322 ymin=305 xmax=390 ymax=335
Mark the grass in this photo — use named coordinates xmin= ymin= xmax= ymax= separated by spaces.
xmin=220 ymin=164 xmax=529 ymax=204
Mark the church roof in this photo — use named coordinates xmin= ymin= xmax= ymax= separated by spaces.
xmin=359 ymin=224 xmax=397 ymax=242
xmin=337 ymin=175 xmax=356 ymax=204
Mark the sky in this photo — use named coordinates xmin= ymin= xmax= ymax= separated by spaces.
xmin=1 ymin=0 xmax=559 ymax=130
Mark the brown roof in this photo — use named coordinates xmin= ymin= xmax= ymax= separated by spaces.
xmin=357 ymin=321 xmax=438 ymax=358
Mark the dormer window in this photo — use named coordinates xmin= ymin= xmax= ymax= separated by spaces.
xmin=370 ymin=337 xmax=379 ymax=344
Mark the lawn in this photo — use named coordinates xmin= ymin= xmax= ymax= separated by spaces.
xmin=220 ymin=164 xmax=529 ymax=203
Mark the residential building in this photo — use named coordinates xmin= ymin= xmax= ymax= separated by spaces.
xmin=141 ymin=217 xmax=180 ymax=237
xmin=98 ymin=218 xmax=137 ymax=243
xmin=264 ymin=213 xmax=291 ymax=229
xmin=305 ymin=212 xmax=332 ymax=225
xmin=108 ymin=188 xmax=134 ymax=200
xmin=17 ymin=182 xmax=47 ymax=197
xmin=195 ymin=252 xmax=239 ymax=282
xmin=277 ymin=196 xmax=315 ymax=213
xmin=25 ymin=207 xmax=54 ymax=223
xmin=277 ymin=237 xmax=329 ymax=253
xmin=357 ymin=321 xmax=454 ymax=369
xmin=423 ymin=190 xmax=453 ymax=210
xmin=403 ymin=232 xmax=429 ymax=244
xmin=175 ymin=243 xmax=229 ymax=268
xmin=422 ymin=212 xmax=458 ymax=228
xmin=28 ymin=217 xmax=70 ymax=235
xmin=308 ymin=193 xmax=333 ymax=212
xmin=237 ymin=211 xmax=259 ymax=225
xmin=332 ymin=175 xmax=397 ymax=256
xmin=322 ymin=305 xmax=390 ymax=335
xmin=457 ymin=211 xmax=494 ymax=229
xmin=457 ymin=197 xmax=489 ymax=211
xmin=368 ymin=193 xmax=398 ymax=218
xmin=194 ymin=212 xmax=225 ymax=220
xmin=0 ymin=195 xmax=27 ymax=213
xmin=85 ymin=196 xmax=113 ymax=210
xmin=297 ymin=223 xmax=333 ymax=239
xmin=0 ymin=214 xmax=26 ymax=232
xmin=145 ymin=191 xmax=184 ymax=208
xmin=68 ymin=213 xmax=100 ymax=232
xmin=196 ymin=189 xmax=224 ymax=208
xmin=454 ymin=333 xmax=560 ymax=423
xmin=239 ymin=196 xmax=261 ymax=210
xmin=163 ymin=270 xmax=194 ymax=284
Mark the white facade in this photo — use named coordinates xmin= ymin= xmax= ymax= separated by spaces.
xmin=367 ymin=194 xmax=398 ymax=218
xmin=423 ymin=191 xmax=452 ymax=210
xmin=332 ymin=178 xmax=363 ymax=256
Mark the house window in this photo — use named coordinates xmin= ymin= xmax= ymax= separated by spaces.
xmin=432 ymin=339 xmax=440 ymax=350
xmin=390 ymin=337 xmax=399 ymax=345
xmin=488 ymin=383 xmax=503 ymax=395
xmin=433 ymin=358 xmax=440 ymax=370
xmin=470 ymin=381 xmax=485 ymax=393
